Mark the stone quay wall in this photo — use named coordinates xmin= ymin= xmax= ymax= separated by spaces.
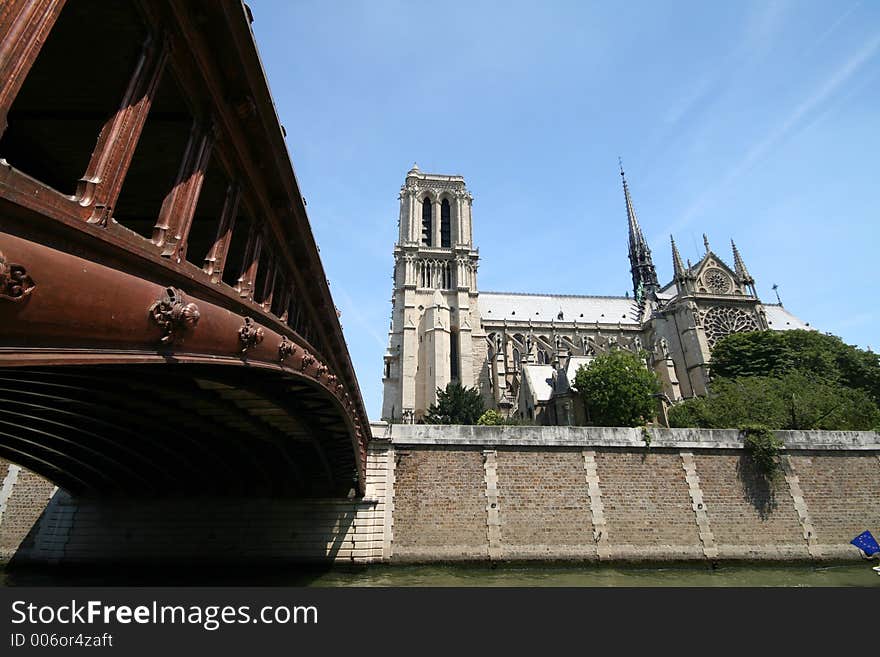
xmin=377 ymin=424 xmax=880 ymax=563
xmin=1 ymin=426 xmax=878 ymax=565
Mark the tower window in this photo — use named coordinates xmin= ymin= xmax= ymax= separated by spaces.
xmin=440 ymin=198 xmax=451 ymax=248
xmin=421 ymin=198 xmax=432 ymax=246
xmin=450 ymin=328 xmax=460 ymax=382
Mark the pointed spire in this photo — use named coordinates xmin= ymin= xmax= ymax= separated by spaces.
xmin=703 ymin=233 xmax=711 ymax=253
xmin=620 ymin=158 xmax=646 ymax=255
xmin=731 ymin=239 xmax=755 ymax=285
xmin=671 ymin=235 xmax=686 ymax=280
xmin=620 ymin=159 xmax=658 ymax=297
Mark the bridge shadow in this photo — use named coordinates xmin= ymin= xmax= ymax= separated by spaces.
xmin=5 ymin=487 xmax=365 ymax=582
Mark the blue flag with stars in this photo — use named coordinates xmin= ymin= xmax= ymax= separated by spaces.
xmin=851 ymin=530 xmax=880 ymax=557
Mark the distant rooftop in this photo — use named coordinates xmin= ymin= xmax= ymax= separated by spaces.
xmin=763 ymin=304 xmax=811 ymax=331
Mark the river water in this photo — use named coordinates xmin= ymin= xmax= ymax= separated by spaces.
xmin=2 ymin=562 xmax=879 ymax=587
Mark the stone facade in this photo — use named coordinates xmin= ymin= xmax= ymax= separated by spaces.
xmin=381 ymin=165 xmax=482 ymax=422
xmin=380 ymin=166 xmax=810 ymax=423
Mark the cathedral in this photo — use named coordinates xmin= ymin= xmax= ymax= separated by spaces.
xmin=380 ymin=164 xmax=810 ymax=425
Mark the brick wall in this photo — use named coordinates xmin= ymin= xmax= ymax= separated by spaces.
xmin=0 ymin=457 xmax=55 ymax=561
xmin=495 ymin=449 xmax=595 ymax=559
xmin=3 ymin=427 xmax=879 ymax=566
xmin=391 ymin=446 xmax=488 ymax=561
xmin=595 ymin=449 xmax=703 ymax=559
xmin=789 ymin=452 xmax=880 ymax=558
xmin=5 ymin=443 xmax=392 ymax=566
xmin=693 ymin=451 xmax=808 ymax=559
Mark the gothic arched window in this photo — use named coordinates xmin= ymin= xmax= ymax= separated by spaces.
xmin=537 ymin=350 xmax=548 ymax=364
xmin=421 ymin=199 xmax=432 ymax=246
xmin=513 ymin=348 xmax=521 ymax=371
xmin=440 ymin=199 xmax=451 ymax=247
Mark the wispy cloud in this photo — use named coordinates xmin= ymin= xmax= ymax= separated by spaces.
xmin=801 ymin=1 xmax=863 ymax=58
xmin=332 ymin=282 xmax=387 ymax=350
xmin=668 ymin=31 xmax=880 ymax=234
xmin=663 ymin=76 xmax=715 ymax=126
xmin=742 ymin=0 xmax=794 ymax=61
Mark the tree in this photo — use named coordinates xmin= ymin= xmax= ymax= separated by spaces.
xmin=710 ymin=329 xmax=880 ymax=404
xmin=424 ymin=382 xmax=485 ymax=425
xmin=574 ymin=349 xmax=660 ymax=427
xmin=668 ymin=371 xmax=880 ymax=431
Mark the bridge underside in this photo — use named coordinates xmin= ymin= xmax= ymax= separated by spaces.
xmin=0 ymin=364 xmax=358 ymax=498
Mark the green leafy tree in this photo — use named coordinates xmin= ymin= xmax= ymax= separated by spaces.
xmin=574 ymin=349 xmax=660 ymax=427
xmin=668 ymin=372 xmax=880 ymax=430
xmin=424 ymin=382 xmax=485 ymax=425
xmin=711 ymin=330 xmax=880 ymax=404
xmin=477 ymin=409 xmax=505 ymax=425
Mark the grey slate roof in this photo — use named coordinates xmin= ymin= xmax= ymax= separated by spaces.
xmin=763 ymin=304 xmax=811 ymax=331
xmin=479 ymin=292 xmax=641 ymax=325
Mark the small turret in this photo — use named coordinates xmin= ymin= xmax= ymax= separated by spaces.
xmin=731 ymin=239 xmax=756 ymax=295
xmin=670 ymin=235 xmax=694 ymax=294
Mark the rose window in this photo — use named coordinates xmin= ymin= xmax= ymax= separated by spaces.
xmin=704 ymin=268 xmax=731 ymax=294
xmin=702 ymin=306 xmax=759 ymax=348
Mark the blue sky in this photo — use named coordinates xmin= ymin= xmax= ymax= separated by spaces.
xmin=250 ymin=0 xmax=879 ymax=419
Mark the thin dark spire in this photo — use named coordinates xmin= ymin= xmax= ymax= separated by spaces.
xmin=620 ymin=160 xmax=658 ymax=297
xmin=620 ymin=159 xmax=646 ymax=255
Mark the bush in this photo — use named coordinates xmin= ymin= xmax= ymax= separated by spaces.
xmin=740 ymin=424 xmax=783 ymax=476
xmin=424 ymin=382 xmax=485 ymax=425
xmin=574 ymin=349 xmax=660 ymax=427
xmin=477 ymin=409 xmax=505 ymax=426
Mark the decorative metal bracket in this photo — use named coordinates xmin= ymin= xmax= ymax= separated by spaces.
xmin=0 ymin=250 xmax=36 ymax=301
xmin=148 ymin=286 xmax=199 ymax=344
xmin=239 ymin=316 xmax=264 ymax=353
xmin=278 ymin=335 xmax=295 ymax=361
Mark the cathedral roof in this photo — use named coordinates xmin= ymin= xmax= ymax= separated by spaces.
xmin=479 ymin=292 xmax=641 ymax=326
xmin=763 ymin=304 xmax=811 ymax=331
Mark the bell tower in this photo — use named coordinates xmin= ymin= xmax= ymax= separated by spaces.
xmin=381 ymin=165 xmax=481 ymax=422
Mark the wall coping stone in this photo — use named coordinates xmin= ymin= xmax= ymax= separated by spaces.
xmin=369 ymin=422 xmax=880 ymax=451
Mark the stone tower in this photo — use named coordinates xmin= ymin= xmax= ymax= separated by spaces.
xmin=381 ymin=165 xmax=482 ymax=422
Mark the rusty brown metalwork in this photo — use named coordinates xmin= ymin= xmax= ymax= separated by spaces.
xmin=148 ymin=286 xmax=200 ymax=344
xmin=153 ymin=120 xmax=215 ymax=259
xmin=0 ymin=248 xmax=36 ymax=301
xmin=203 ymin=181 xmax=241 ymax=282
xmin=278 ymin=335 xmax=295 ymax=361
xmin=0 ymin=0 xmax=371 ymax=495
xmin=0 ymin=0 xmax=66 ymax=138
xmin=238 ymin=316 xmax=264 ymax=354
xmin=78 ymin=32 xmax=170 ymax=226
xmin=236 ymin=222 xmax=263 ymax=300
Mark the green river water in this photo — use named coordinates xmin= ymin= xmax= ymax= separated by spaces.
xmin=2 ymin=562 xmax=879 ymax=587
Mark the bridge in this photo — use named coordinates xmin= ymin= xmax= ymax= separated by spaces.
xmin=0 ymin=0 xmax=372 ymax=562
